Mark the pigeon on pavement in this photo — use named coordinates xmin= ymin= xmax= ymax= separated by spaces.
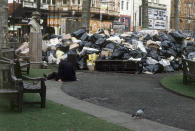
xmin=132 ymin=108 xmax=144 ymax=118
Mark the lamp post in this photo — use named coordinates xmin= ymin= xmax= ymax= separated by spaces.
xmin=188 ymin=1 xmax=191 ymax=35
xmin=56 ymin=2 xmax=60 ymax=35
xmin=37 ymin=0 xmax=41 ymax=11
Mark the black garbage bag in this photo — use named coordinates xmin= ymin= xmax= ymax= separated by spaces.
xmin=122 ymin=53 xmax=132 ymax=60
xmin=80 ymin=33 xmax=89 ymax=41
xmin=56 ymin=44 xmax=70 ymax=53
xmin=143 ymin=63 xmax=164 ymax=74
xmin=168 ymin=42 xmax=175 ymax=48
xmin=112 ymin=49 xmax=124 ymax=59
xmin=167 ymin=48 xmax=177 ymax=57
xmin=50 ymin=34 xmax=59 ymax=39
xmin=62 ymin=39 xmax=72 ymax=44
xmin=84 ymin=42 xmax=94 ymax=47
xmin=95 ymin=37 xmax=106 ymax=46
xmin=105 ymin=43 xmax=116 ymax=50
xmin=170 ymin=60 xmax=180 ymax=70
xmin=187 ymin=41 xmax=195 ymax=46
xmin=159 ymin=32 xmax=169 ymax=41
xmin=188 ymin=52 xmax=195 ymax=60
xmin=79 ymin=41 xmax=87 ymax=47
xmin=112 ymin=46 xmax=127 ymax=59
xmin=77 ymin=56 xmax=88 ymax=70
xmin=161 ymin=40 xmax=170 ymax=49
xmin=131 ymin=33 xmax=139 ymax=40
xmin=147 ymin=48 xmax=161 ymax=61
xmin=72 ymin=29 xmax=86 ymax=39
xmin=143 ymin=34 xmax=152 ymax=41
xmin=152 ymin=34 xmax=161 ymax=41
xmin=89 ymin=33 xmax=103 ymax=43
xmin=164 ymin=65 xmax=174 ymax=72
xmin=185 ymin=46 xmax=195 ymax=54
xmin=160 ymin=32 xmax=176 ymax=43
xmin=123 ymin=36 xmax=132 ymax=43
xmin=153 ymin=63 xmax=164 ymax=73
xmin=169 ymin=31 xmax=184 ymax=41
xmin=129 ymin=49 xmax=143 ymax=58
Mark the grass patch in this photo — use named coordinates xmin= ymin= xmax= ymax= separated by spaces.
xmin=161 ymin=74 xmax=195 ymax=98
xmin=0 ymin=94 xmax=131 ymax=131
xmin=28 ymin=64 xmax=57 ymax=78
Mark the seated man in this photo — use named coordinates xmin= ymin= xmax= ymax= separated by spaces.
xmin=45 ymin=60 xmax=76 ymax=82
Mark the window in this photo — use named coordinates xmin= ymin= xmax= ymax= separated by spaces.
xmin=121 ymin=1 xmax=124 ymax=10
xmin=91 ymin=0 xmax=96 ymax=7
xmin=126 ymin=2 xmax=128 ymax=10
xmin=47 ymin=0 xmax=51 ymax=4
xmin=63 ymin=0 xmax=67 ymax=4
xmin=72 ymin=0 xmax=75 ymax=4
xmin=52 ymin=0 xmax=56 ymax=5
xmin=78 ymin=0 xmax=80 ymax=5
xmin=42 ymin=0 xmax=46 ymax=3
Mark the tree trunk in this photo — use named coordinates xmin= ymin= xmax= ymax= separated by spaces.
xmin=174 ymin=0 xmax=180 ymax=30
xmin=142 ymin=0 xmax=148 ymax=29
xmin=81 ymin=0 xmax=91 ymax=32
xmin=0 ymin=0 xmax=8 ymax=50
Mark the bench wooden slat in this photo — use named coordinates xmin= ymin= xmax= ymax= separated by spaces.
xmin=0 ymin=89 xmax=18 ymax=93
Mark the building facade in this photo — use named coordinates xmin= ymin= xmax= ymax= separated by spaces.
xmin=10 ymin=0 xmax=120 ymax=34
xmin=147 ymin=0 xmax=171 ymax=30
xmin=171 ymin=0 xmax=195 ymax=35
xmin=119 ymin=0 xmax=171 ymax=32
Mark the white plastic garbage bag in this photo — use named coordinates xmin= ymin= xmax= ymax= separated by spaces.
xmin=49 ymin=38 xmax=60 ymax=46
xmin=159 ymin=59 xmax=171 ymax=67
xmin=137 ymin=41 xmax=147 ymax=53
xmin=79 ymin=47 xmax=99 ymax=56
xmin=106 ymin=36 xmax=123 ymax=44
xmin=146 ymin=57 xmax=159 ymax=65
xmin=48 ymin=53 xmax=57 ymax=64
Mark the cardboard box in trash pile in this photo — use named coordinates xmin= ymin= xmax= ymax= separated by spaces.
xmin=101 ymin=48 xmax=113 ymax=58
xmin=87 ymin=54 xmax=99 ymax=71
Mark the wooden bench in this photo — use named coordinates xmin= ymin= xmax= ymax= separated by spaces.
xmin=13 ymin=59 xmax=46 ymax=112
xmin=0 ymin=59 xmax=23 ymax=112
xmin=16 ymin=55 xmax=30 ymax=75
xmin=1 ymin=48 xmax=30 ymax=75
xmin=182 ymin=58 xmax=195 ymax=84
xmin=0 ymin=57 xmax=46 ymax=112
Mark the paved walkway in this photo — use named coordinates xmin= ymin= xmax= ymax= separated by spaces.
xmin=46 ymin=80 xmax=186 ymax=131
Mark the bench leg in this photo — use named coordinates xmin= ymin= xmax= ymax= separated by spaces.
xmin=18 ymin=93 xmax=23 ymax=112
xmin=27 ymin=66 xmax=30 ymax=75
xmin=183 ymin=75 xmax=187 ymax=84
xmin=10 ymin=99 xmax=15 ymax=110
xmin=40 ymin=91 xmax=46 ymax=108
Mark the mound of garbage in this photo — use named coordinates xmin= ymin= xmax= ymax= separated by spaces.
xmin=16 ymin=29 xmax=195 ymax=74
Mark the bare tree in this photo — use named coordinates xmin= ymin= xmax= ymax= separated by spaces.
xmin=142 ymin=0 xmax=148 ymax=29
xmin=0 ymin=0 xmax=8 ymax=50
xmin=81 ymin=0 xmax=91 ymax=32
xmin=174 ymin=0 xmax=180 ymax=30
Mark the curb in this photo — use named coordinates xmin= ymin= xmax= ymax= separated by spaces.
xmin=160 ymin=78 xmax=195 ymax=100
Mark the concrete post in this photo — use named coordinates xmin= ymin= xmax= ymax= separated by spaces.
xmin=81 ymin=0 xmax=91 ymax=32
xmin=0 ymin=0 xmax=9 ymax=89
xmin=142 ymin=0 xmax=148 ymax=29
xmin=0 ymin=0 xmax=8 ymax=50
